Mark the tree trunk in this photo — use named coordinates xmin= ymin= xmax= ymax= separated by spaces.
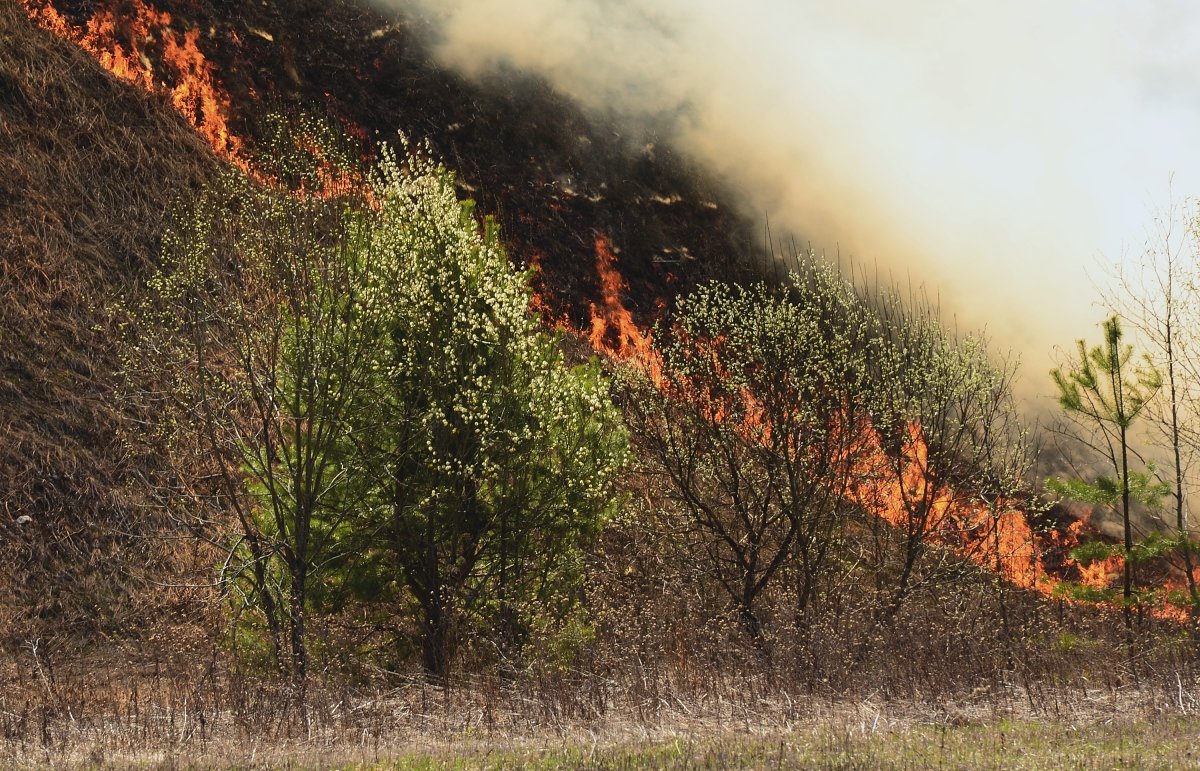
xmin=1164 ymin=325 xmax=1200 ymax=628
xmin=289 ymin=562 xmax=308 ymax=698
xmin=419 ymin=517 xmax=452 ymax=680
xmin=738 ymin=597 xmax=764 ymax=648
xmin=247 ymin=537 xmax=287 ymax=679
xmin=421 ymin=592 xmax=451 ymax=681
xmin=1120 ymin=423 xmax=1134 ymax=638
xmin=992 ymin=510 xmax=1015 ymax=673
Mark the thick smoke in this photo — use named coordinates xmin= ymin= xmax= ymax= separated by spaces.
xmin=375 ymin=0 xmax=1200 ymax=396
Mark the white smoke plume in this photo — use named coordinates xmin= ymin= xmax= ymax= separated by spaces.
xmin=374 ymin=0 xmax=1200 ymax=396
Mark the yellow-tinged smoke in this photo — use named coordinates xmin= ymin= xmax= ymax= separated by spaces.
xmin=373 ymin=0 xmax=1200 ymax=397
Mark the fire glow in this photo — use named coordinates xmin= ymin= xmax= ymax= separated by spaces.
xmin=20 ymin=0 xmax=376 ymax=202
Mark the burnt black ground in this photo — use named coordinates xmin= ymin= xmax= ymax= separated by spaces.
xmin=69 ymin=0 xmax=763 ymax=323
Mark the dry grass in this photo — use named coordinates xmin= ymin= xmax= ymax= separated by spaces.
xmin=1 ymin=665 xmax=1199 ymax=768
xmin=0 ymin=1 xmax=219 ymax=648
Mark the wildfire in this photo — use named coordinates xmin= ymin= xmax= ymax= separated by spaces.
xmin=21 ymin=0 xmax=246 ymax=169
xmin=587 ymin=237 xmax=659 ymax=363
xmin=1053 ymin=516 xmax=1120 ymax=591
xmin=844 ymin=420 xmax=1045 ymax=591
xmin=989 ymin=510 xmax=1042 ymax=589
xmin=578 ymin=230 xmax=1052 ymax=594
xmin=584 ymin=235 xmax=664 ymax=386
xmin=20 ymin=0 xmax=380 ymax=202
xmin=576 ymin=231 xmax=1199 ymax=619
xmin=26 ymin=0 xmax=1195 ymax=625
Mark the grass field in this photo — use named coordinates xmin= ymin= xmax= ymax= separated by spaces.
xmin=333 ymin=719 xmax=1200 ymax=770
xmin=8 ymin=708 xmax=1198 ymax=769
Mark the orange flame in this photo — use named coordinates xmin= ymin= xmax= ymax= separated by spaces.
xmin=846 ymin=422 xmax=1049 ymax=589
xmin=587 ymin=236 xmax=657 ymax=360
xmin=21 ymin=0 xmax=377 ymax=200
xmin=22 ymin=0 xmax=246 ymax=169
xmin=572 ymin=233 xmax=1200 ymax=619
xmin=585 ymin=235 xmax=664 ymax=385
xmin=1057 ymin=515 xmax=1122 ymax=591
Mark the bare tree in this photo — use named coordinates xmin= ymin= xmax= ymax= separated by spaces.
xmin=1104 ymin=201 xmax=1200 ymax=621
xmin=618 ymin=262 xmax=879 ymax=646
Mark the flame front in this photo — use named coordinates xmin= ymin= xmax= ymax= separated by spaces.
xmin=584 ymin=235 xmax=664 ymax=386
xmin=22 ymin=0 xmax=245 ymax=168
xmin=586 ymin=236 xmax=659 ymax=367
xmin=575 ymin=232 xmax=1198 ymax=618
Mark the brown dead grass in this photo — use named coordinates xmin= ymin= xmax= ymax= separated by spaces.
xmin=0 ymin=1 xmax=219 ymax=648
xmin=1 ymin=663 xmax=1199 ymax=769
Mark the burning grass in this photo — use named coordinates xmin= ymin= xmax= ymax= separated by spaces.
xmin=584 ymin=236 xmax=1195 ymax=626
xmin=20 ymin=0 xmax=245 ymax=167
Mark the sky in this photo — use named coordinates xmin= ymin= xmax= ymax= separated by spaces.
xmin=378 ymin=0 xmax=1200 ymax=399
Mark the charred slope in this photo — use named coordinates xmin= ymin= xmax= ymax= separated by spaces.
xmin=237 ymin=0 xmax=763 ymax=322
xmin=0 ymin=2 xmax=217 ymax=645
xmin=34 ymin=0 xmax=763 ymax=326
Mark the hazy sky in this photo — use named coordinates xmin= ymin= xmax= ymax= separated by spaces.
xmin=381 ymin=0 xmax=1200 ymax=397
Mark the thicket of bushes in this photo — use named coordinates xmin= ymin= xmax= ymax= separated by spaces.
xmin=109 ymin=120 xmax=1199 ymax=702
xmin=120 ymin=120 xmax=627 ymax=686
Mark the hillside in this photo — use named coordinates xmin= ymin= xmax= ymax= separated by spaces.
xmin=0 ymin=0 xmax=217 ymax=645
xmin=23 ymin=0 xmax=762 ymax=321
xmin=0 ymin=0 xmax=773 ymax=644
xmin=4 ymin=0 xmax=1187 ymax=651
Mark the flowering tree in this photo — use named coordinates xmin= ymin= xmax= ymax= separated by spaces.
xmin=340 ymin=146 xmax=628 ymax=678
xmin=618 ymin=263 xmax=879 ymax=646
xmin=122 ymin=123 xmax=627 ymax=684
xmin=864 ymin=291 xmax=1023 ymax=624
xmin=120 ymin=118 xmax=381 ymax=691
